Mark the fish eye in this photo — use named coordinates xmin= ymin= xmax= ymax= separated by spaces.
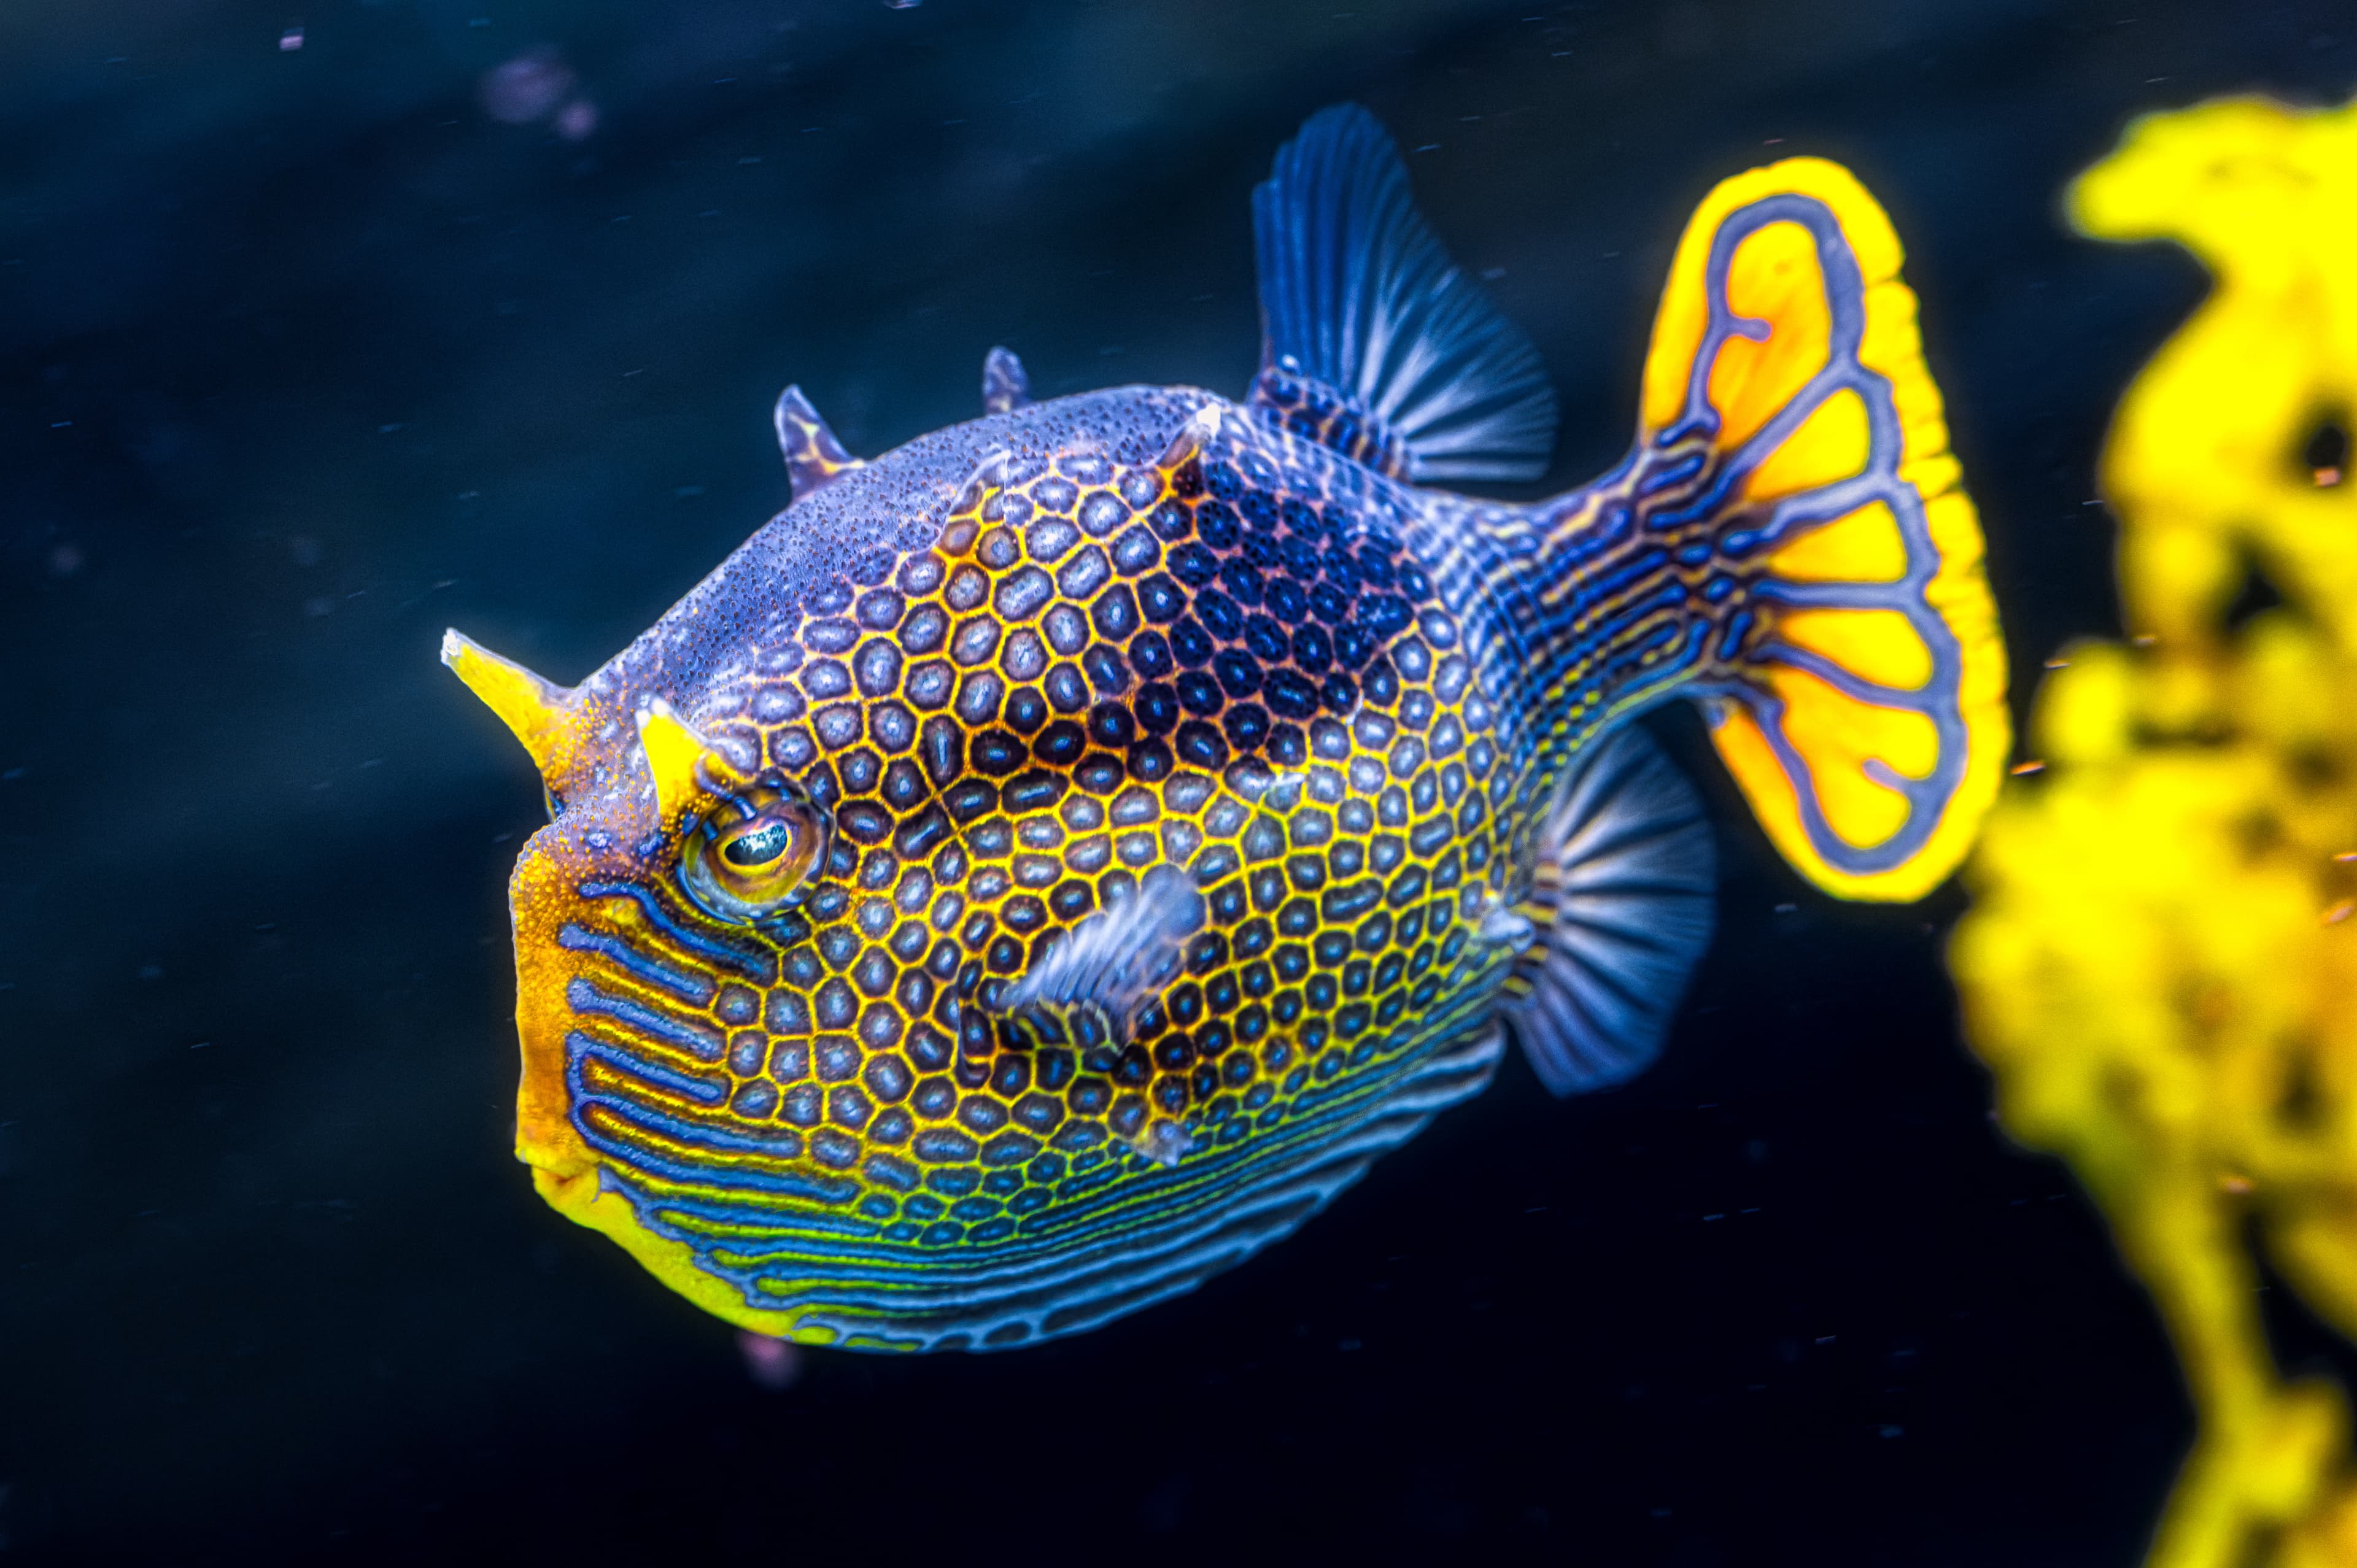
xmin=680 ymin=779 xmax=832 ymax=924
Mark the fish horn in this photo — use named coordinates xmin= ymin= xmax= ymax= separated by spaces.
xmin=950 ymin=447 xmax=1013 ymax=516
xmin=981 ymin=346 xmax=1032 ymax=414
xmin=1155 ymin=404 xmax=1221 ymax=473
xmin=773 ymin=385 xmax=865 ymax=501
xmin=442 ymin=628 xmax=575 ymax=775
xmin=634 ymin=697 xmax=721 ymax=832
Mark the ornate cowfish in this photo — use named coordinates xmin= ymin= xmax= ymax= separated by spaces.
xmin=444 ymin=107 xmax=2007 ymax=1351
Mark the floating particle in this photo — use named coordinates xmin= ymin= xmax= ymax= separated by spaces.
xmin=554 ymin=99 xmax=598 ymax=141
xmin=479 ymin=47 xmax=575 ymax=125
xmin=737 ymin=1331 xmax=803 ymax=1390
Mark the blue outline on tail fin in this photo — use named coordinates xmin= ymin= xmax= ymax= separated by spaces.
xmin=1250 ymin=104 xmax=1558 ymax=483
xmin=1668 ymin=193 xmax=1968 ymax=879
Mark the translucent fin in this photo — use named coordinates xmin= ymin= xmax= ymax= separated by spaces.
xmin=1504 ymin=727 xmax=1716 ymax=1096
xmin=981 ymin=346 xmax=1032 ymax=414
xmin=1248 ymin=104 xmax=1557 ymax=482
xmin=993 ymin=876 xmax=1201 ymax=1049
xmin=1640 ymin=158 xmax=2009 ymax=901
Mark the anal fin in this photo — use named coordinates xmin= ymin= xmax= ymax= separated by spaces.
xmin=1504 ymin=726 xmax=1716 ymax=1096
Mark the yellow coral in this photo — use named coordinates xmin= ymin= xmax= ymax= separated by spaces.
xmin=1952 ymin=93 xmax=2357 ymax=1568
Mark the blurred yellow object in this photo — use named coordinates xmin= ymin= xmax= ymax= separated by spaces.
xmin=1952 ymin=94 xmax=2357 ymax=1568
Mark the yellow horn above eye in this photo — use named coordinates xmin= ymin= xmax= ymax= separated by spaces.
xmin=442 ymin=628 xmax=575 ymax=776
xmin=635 ymin=697 xmax=721 ymax=832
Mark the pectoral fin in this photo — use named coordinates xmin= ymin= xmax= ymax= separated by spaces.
xmin=993 ymin=876 xmax=1202 ymax=1050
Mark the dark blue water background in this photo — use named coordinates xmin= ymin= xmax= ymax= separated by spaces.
xmin=7 ymin=1 xmax=2356 ymax=1561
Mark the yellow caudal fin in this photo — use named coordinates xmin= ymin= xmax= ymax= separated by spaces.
xmin=1638 ymin=157 xmax=2009 ymax=902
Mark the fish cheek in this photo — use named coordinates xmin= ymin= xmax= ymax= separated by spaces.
xmin=506 ymin=825 xmax=629 ymax=1191
xmin=504 ymin=815 xmax=737 ymax=1182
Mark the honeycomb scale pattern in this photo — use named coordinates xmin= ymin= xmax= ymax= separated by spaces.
xmin=504 ymin=331 xmax=1814 ymax=1347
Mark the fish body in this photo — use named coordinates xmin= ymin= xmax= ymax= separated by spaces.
xmin=447 ymin=107 xmax=2008 ymax=1350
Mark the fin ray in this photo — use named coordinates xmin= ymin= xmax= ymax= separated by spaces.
xmin=993 ymin=879 xmax=1201 ymax=1048
xmin=1505 ymin=727 xmax=1716 ymax=1097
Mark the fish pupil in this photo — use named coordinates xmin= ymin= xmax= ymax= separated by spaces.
xmin=723 ymin=820 xmax=791 ymax=868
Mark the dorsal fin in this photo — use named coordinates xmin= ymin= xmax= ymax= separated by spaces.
xmin=1248 ymin=104 xmax=1557 ymax=483
xmin=981 ymin=346 xmax=1032 ymax=414
xmin=1502 ymin=725 xmax=1716 ymax=1095
xmin=772 ymin=385 xmax=865 ymax=501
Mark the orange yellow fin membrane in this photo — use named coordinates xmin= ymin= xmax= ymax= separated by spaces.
xmin=1641 ymin=158 xmax=2008 ymax=901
